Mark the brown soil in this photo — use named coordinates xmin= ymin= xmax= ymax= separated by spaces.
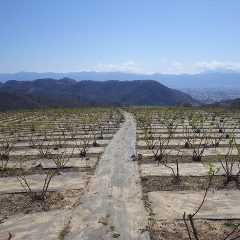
xmin=0 ymin=166 xmax=92 ymax=178
xmin=0 ymin=189 xmax=84 ymax=217
xmin=11 ymin=143 xmax=107 ymax=151
xmin=137 ymin=155 xmax=239 ymax=164
xmin=137 ymin=144 xmax=232 ymax=150
xmin=137 ymin=135 xmax=235 ymax=140
xmin=150 ymin=219 xmax=240 ymax=240
xmin=8 ymin=152 xmax=101 ymax=162
xmin=141 ymin=175 xmax=239 ymax=192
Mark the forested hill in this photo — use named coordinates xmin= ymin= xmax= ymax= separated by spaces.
xmin=0 ymin=78 xmax=197 ymax=111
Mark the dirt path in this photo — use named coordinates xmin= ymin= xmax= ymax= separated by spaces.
xmin=66 ymin=112 xmax=150 ymax=240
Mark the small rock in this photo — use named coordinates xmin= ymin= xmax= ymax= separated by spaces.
xmin=93 ymin=142 xmax=99 ymax=147
xmin=0 ymin=215 xmax=6 ymax=224
xmin=57 ymin=171 xmax=63 ymax=175
xmin=8 ymin=233 xmax=13 ymax=239
xmin=131 ymin=154 xmax=137 ymax=161
xmin=35 ymin=163 xmax=43 ymax=169
xmin=112 ymin=233 xmax=120 ymax=238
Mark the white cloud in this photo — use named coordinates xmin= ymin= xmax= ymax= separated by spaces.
xmin=94 ymin=61 xmax=144 ymax=73
xmin=194 ymin=61 xmax=240 ymax=71
xmin=172 ymin=62 xmax=182 ymax=69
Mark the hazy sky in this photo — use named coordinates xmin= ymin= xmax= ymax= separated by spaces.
xmin=0 ymin=0 xmax=240 ymax=74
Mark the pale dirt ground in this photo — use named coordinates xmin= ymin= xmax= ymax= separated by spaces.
xmin=0 ymin=210 xmax=69 ymax=240
xmin=149 ymin=190 xmax=240 ymax=220
xmin=140 ymin=162 xmax=240 ymax=177
xmin=0 ymin=172 xmax=89 ymax=194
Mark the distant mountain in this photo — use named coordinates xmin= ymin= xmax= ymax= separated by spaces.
xmin=0 ymin=71 xmax=240 ymax=89
xmin=162 ymin=72 xmax=240 ymax=89
xmin=0 ymin=78 xmax=197 ymax=111
xmin=0 ymin=71 xmax=149 ymax=82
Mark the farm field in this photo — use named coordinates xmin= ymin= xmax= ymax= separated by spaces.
xmin=0 ymin=108 xmax=127 ymax=239
xmin=132 ymin=107 xmax=240 ymax=239
xmin=0 ymin=106 xmax=239 ymax=240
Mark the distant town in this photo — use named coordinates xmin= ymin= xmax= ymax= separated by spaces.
xmin=182 ymin=87 xmax=240 ymax=103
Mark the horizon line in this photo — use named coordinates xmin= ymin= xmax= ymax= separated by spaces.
xmin=0 ymin=69 xmax=240 ymax=76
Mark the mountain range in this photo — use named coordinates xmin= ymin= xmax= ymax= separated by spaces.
xmin=0 ymin=71 xmax=240 ymax=89
xmin=0 ymin=78 xmax=197 ymax=111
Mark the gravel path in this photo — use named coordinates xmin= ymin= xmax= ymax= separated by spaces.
xmin=66 ymin=112 xmax=150 ymax=240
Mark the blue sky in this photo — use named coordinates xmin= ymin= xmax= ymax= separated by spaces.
xmin=0 ymin=0 xmax=240 ymax=74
